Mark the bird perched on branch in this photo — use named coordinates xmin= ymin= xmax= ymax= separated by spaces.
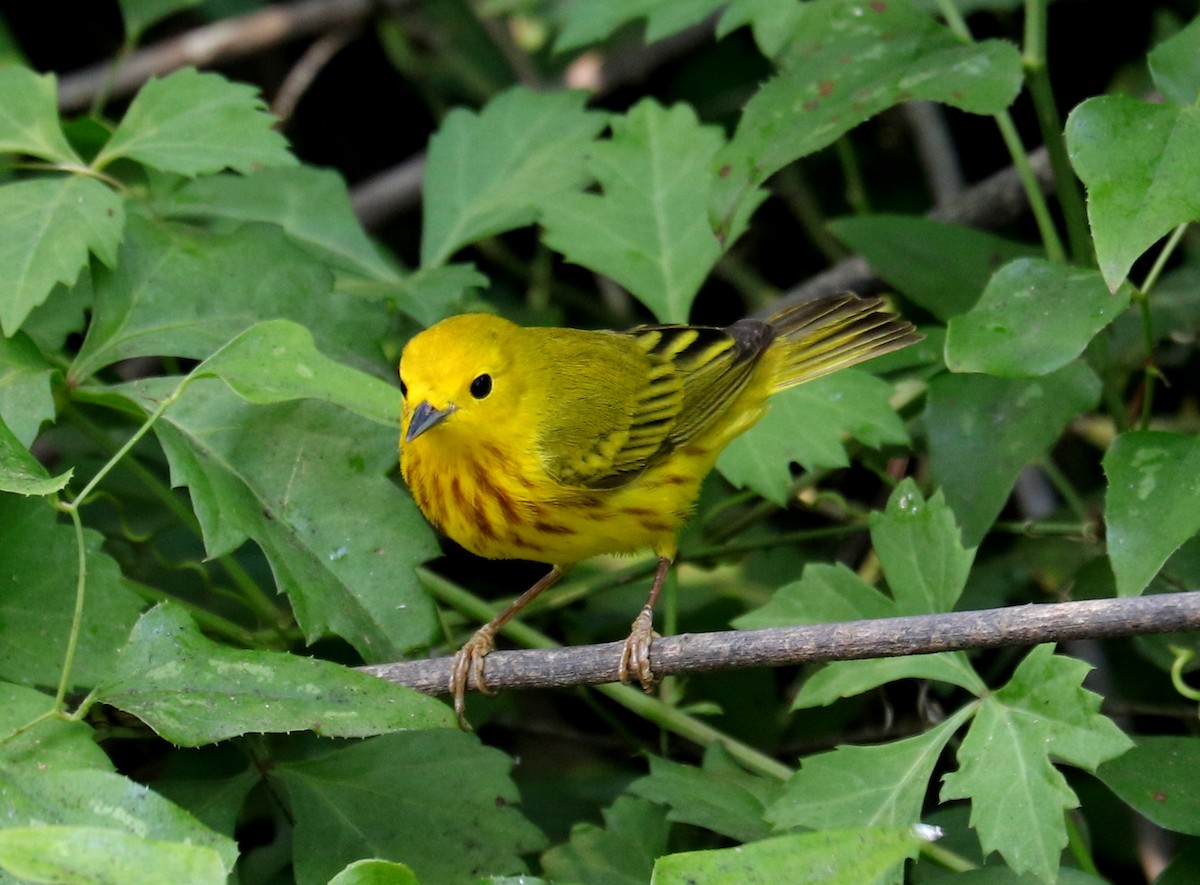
xmin=399 ymin=292 xmax=921 ymax=728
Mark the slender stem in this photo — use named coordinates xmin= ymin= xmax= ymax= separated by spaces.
xmin=1141 ymin=224 xmax=1188 ymax=296
xmin=1021 ymin=0 xmax=1091 ymax=264
xmin=0 ymin=710 xmax=59 ymax=748
xmin=834 ymin=137 xmax=871 ymax=215
xmin=1034 ymin=457 xmax=1089 ymax=523
xmin=936 ymin=0 xmax=1066 ymax=263
xmin=1168 ymin=646 xmax=1200 ymax=703
xmin=1065 ymin=811 xmax=1101 ymax=875
xmin=420 ymin=568 xmax=793 ymax=780
xmin=50 ymin=501 xmax=91 ymax=711
xmin=120 ymin=578 xmax=264 ymax=647
xmin=919 ymin=839 xmax=977 ymax=873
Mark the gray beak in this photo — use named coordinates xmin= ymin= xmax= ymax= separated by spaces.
xmin=405 ymin=400 xmax=455 ymax=442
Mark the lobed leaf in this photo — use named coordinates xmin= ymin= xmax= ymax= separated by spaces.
xmin=555 ymin=0 xmax=726 ymax=51
xmin=541 ymin=99 xmax=724 ymax=323
xmin=870 ymin=479 xmax=976 ymax=615
xmin=713 ymin=0 xmax=1022 ymax=237
xmin=95 ymin=67 xmax=295 ymax=176
xmin=92 ymin=604 xmax=452 ymax=745
xmin=0 ymin=176 xmax=124 ymax=337
xmin=70 ymin=216 xmax=336 ymax=382
xmin=940 ymin=646 xmax=1132 ymax=883
xmin=0 ymin=66 xmax=79 ymax=164
xmin=1103 ymin=430 xmax=1200 ymax=597
xmin=1147 ymin=13 xmax=1200 ymax=107
xmin=926 ymin=361 xmax=1101 ymax=546
xmin=275 ymin=731 xmax=546 ymax=885
xmin=717 ymin=370 xmax=908 ymax=506
xmin=328 ymin=860 xmax=421 ymax=885
xmin=768 ymin=706 xmax=974 ymax=831
xmin=128 ymin=377 xmax=438 ymax=657
xmin=157 ymin=166 xmax=397 ymax=280
xmin=420 ymin=87 xmax=606 ymax=268
xmin=946 ymin=259 xmax=1132 ymax=377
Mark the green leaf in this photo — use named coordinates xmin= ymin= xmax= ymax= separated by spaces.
xmin=0 ymin=826 xmax=226 ymax=885
xmin=926 ymin=361 xmax=1101 ymax=546
xmin=132 ymin=378 xmax=438 ymax=657
xmin=0 ymin=332 xmax=55 ymax=447
xmin=541 ymin=796 xmax=669 ymax=885
xmin=158 ymin=166 xmax=397 ymax=280
xmin=152 ymin=759 xmax=260 ymax=839
xmin=0 ymin=766 xmax=237 ymax=873
xmin=420 ymin=87 xmax=606 ymax=268
xmin=0 ymin=67 xmax=79 ymax=163
xmin=1148 ymin=14 xmax=1200 ymax=106
xmin=651 ymin=825 xmax=931 ymax=885
xmin=713 ymin=0 xmax=1022 ymax=235
xmin=1097 ymin=736 xmax=1200 ymax=837
xmin=0 ymin=496 xmax=142 ymax=689
xmin=0 ymin=417 xmax=70 ymax=495
xmin=555 ymin=0 xmax=726 ymax=51
xmin=828 ymin=216 xmax=1041 ymax=322
xmin=768 ymin=706 xmax=973 ymax=830
xmin=329 ymin=860 xmax=421 ymax=885
xmin=119 ymin=0 xmax=202 ymax=42
xmin=0 ymin=683 xmax=114 ymax=771
xmin=1065 ymin=95 xmax=1200 ymax=292
xmin=1104 ymin=431 xmax=1200 ymax=597
xmin=1155 ymin=846 xmax=1200 ymax=885
xmin=70 ymin=216 xmax=335 ymax=381
xmin=274 ymin=732 xmax=546 ymax=885
xmin=541 ymin=99 xmax=724 ymax=323
xmin=195 ymin=320 xmax=400 ymax=427
xmin=388 ymin=264 xmax=490 ymax=327
xmin=794 ymin=653 xmax=986 ymax=709
xmin=717 ymin=370 xmax=908 ymax=506
xmin=95 ymin=67 xmax=295 ymax=176
xmin=871 ymin=479 xmax=976 ymax=615
xmin=0 ymin=176 xmax=124 ymax=337
xmin=940 ymin=645 xmax=1132 ymax=883
xmin=716 ymin=0 xmax=808 ymax=58
xmin=946 ymin=259 xmax=1132 ymax=376
xmin=629 ymin=744 xmax=782 ymax=843
xmin=92 ymin=604 xmax=452 ymax=745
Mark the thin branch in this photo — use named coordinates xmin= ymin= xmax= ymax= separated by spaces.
xmin=361 ymin=590 xmax=1200 ymax=695
xmin=56 ymin=0 xmax=407 ymax=113
xmin=271 ymin=26 xmax=359 ymax=124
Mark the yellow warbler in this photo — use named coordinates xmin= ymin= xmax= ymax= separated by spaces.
xmin=399 ymin=292 xmax=920 ymax=728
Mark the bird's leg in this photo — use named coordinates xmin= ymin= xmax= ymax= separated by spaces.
xmin=619 ymin=555 xmax=672 ymax=691
xmin=450 ymin=564 xmax=565 ymax=730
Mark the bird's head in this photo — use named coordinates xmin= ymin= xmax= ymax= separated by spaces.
xmin=399 ymin=313 xmax=527 ymax=449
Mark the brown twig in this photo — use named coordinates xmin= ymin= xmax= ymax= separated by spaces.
xmin=56 ymin=0 xmax=404 ymax=113
xmin=360 ymin=590 xmax=1200 ymax=695
xmin=271 ymin=26 xmax=359 ymax=124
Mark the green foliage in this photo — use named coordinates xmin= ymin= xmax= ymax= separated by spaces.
xmin=2 ymin=0 xmax=1199 ymax=882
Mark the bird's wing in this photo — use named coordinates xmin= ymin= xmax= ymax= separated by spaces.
xmin=541 ymin=322 xmax=772 ymax=489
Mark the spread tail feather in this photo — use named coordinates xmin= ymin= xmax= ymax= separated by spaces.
xmin=766 ymin=293 xmax=922 ymax=392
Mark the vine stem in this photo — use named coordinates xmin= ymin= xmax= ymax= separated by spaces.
xmin=935 ymin=0 xmax=1066 ymax=263
xmin=43 ymin=380 xmax=191 ymax=710
xmin=1134 ymin=223 xmax=1189 ymax=429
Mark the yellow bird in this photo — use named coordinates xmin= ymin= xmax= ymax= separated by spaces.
xmin=399 ymin=292 xmax=920 ymax=728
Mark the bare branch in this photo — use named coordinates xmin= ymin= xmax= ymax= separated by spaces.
xmin=360 ymin=590 xmax=1200 ymax=695
xmin=56 ymin=0 xmax=402 ymax=113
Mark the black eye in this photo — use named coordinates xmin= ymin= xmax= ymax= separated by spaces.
xmin=470 ymin=373 xmax=492 ymax=399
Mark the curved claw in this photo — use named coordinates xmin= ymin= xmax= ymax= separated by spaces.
xmin=450 ymin=625 xmax=498 ymax=731
xmin=618 ymin=606 xmax=660 ymax=692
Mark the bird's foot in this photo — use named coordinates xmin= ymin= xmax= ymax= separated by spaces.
xmin=450 ymin=625 xmax=499 ymax=731
xmin=618 ymin=606 xmax=660 ymax=691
